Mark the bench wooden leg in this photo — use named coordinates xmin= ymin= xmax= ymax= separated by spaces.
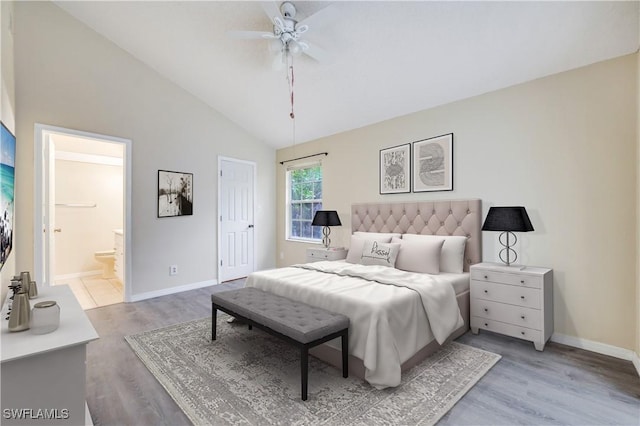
xmin=211 ymin=305 xmax=217 ymax=341
xmin=301 ymin=346 xmax=308 ymax=401
xmin=341 ymin=330 xmax=348 ymax=378
xmin=248 ymin=324 xmax=252 ymax=331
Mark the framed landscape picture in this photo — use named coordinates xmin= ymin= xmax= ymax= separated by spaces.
xmin=412 ymin=133 xmax=453 ymax=193
xmin=0 ymin=122 xmax=15 ymax=271
xmin=158 ymin=170 xmax=193 ymax=218
xmin=380 ymin=143 xmax=410 ymax=194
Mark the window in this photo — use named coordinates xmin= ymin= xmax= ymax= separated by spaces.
xmin=286 ymin=163 xmax=322 ymax=241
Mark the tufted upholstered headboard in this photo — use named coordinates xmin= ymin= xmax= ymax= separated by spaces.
xmin=351 ymin=199 xmax=482 ymax=272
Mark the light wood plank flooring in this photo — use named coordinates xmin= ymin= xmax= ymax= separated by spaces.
xmin=85 ymin=282 xmax=639 ymax=425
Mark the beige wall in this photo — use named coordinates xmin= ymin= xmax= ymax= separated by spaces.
xmin=636 ymin=50 xmax=640 ymax=358
xmin=1 ymin=1 xmax=15 ymax=304
xmin=54 ymin=160 xmax=123 ymax=276
xmin=277 ymin=54 xmax=638 ymax=351
xmin=14 ymin=2 xmax=276 ymax=297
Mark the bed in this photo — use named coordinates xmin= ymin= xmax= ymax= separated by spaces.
xmin=245 ymin=199 xmax=481 ymax=389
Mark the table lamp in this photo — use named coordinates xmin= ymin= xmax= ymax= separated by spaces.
xmin=482 ymin=206 xmax=534 ymax=266
xmin=311 ymin=210 xmax=341 ymax=249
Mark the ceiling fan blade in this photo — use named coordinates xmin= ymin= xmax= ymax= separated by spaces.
xmin=260 ymin=1 xmax=284 ymax=26
xmin=300 ymin=40 xmax=331 ymax=63
xmin=227 ymin=30 xmax=275 ymax=40
xmin=296 ymin=4 xmax=338 ymax=30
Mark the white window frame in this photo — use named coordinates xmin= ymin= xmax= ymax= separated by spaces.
xmin=285 ymin=162 xmax=323 ymax=243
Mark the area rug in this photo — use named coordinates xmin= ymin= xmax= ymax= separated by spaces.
xmin=125 ymin=316 xmax=500 ymax=426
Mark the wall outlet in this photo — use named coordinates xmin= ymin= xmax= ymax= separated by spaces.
xmin=170 ymin=265 xmax=178 ymax=276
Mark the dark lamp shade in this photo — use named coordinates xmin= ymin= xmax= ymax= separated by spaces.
xmin=312 ymin=210 xmax=342 ymax=227
xmin=482 ymin=207 xmax=534 ymax=232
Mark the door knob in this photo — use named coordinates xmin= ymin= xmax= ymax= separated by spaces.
xmin=248 ymin=224 xmax=254 ymax=228
xmin=54 ymin=228 xmax=62 ymax=233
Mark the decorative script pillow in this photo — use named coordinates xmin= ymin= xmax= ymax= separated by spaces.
xmin=346 ymin=235 xmax=394 ymax=263
xmin=391 ymin=236 xmax=444 ymax=275
xmin=359 ymin=240 xmax=400 ymax=267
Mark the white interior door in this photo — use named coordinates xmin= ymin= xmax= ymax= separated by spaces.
xmin=219 ymin=158 xmax=255 ymax=282
xmin=43 ymin=136 xmax=56 ymax=286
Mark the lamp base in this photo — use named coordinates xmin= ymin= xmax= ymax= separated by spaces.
xmin=498 ymin=231 xmax=518 ymax=266
xmin=321 ymin=226 xmax=331 ymax=249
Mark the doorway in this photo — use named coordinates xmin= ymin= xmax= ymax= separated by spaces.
xmin=34 ymin=124 xmax=132 ymax=305
xmin=218 ymin=156 xmax=256 ymax=282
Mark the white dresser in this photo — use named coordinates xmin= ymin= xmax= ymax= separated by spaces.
xmin=1 ymin=285 xmax=99 ymax=425
xmin=470 ymin=262 xmax=553 ymax=351
xmin=306 ymin=247 xmax=348 ymax=263
xmin=113 ymin=229 xmax=124 ymax=282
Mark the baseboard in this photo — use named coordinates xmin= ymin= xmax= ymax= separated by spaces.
xmin=129 ymin=279 xmax=218 ymax=302
xmin=55 ymin=270 xmax=102 ymax=281
xmin=551 ymin=333 xmax=638 ymax=365
xmin=632 ymin=351 xmax=640 ymax=377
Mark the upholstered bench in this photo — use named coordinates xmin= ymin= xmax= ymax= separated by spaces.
xmin=211 ymin=287 xmax=349 ymax=400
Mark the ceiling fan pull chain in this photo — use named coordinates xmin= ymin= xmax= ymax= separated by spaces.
xmin=288 ymin=62 xmax=295 ymax=119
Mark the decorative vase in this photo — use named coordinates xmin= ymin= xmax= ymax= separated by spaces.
xmin=30 ymin=301 xmax=60 ymax=335
xmin=8 ymin=290 xmax=31 ymax=332
xmin=28 ymin=280 xmax=38 ymax=299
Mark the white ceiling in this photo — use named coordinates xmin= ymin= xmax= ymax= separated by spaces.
xmin=54 ymin=1 xmax=639 ymax=149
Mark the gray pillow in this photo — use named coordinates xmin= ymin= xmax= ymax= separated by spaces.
xmin=392 ymin=236 xmax=444 ymax=274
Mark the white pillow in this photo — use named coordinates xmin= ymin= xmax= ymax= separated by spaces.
xmin=346 ymin=234 xmax=396 ymax=263
xmin=353 ymin=231 xmax=401 ymax=241
xmin=391 ymin=236 xmax=444 ymax=275
xmin=359 ymin=240 xmax=400 ymax=267
xmin=401 ymin=234 xmax=467 ymax=274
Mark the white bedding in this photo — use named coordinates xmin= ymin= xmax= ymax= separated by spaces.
xmin=244 ymin=260 xmax=464 ymax=389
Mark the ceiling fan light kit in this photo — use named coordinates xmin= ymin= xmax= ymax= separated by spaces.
xmin=228 ymin=1 xmax=332 ymax=67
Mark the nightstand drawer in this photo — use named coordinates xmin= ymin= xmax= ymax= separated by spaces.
xmin=471 ymin=298 xmax=542 ymax=330
xmin=471 ymin=317 xmax=542 ymax=343
xmin=306 ymin=248 xmax=347 ymax=263
xmin=471 ymin=280 xmax=541 ymax=309
xmin=470 ymin=269 xmax=542 ymax=289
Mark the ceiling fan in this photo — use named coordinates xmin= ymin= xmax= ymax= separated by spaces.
xmin=227 ymin=1 xmax=334 ymax=68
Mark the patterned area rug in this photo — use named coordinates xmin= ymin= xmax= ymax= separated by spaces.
xmin=126 ymin=316 xmax=500 ymax=426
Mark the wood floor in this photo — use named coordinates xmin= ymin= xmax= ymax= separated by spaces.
xmin=85 ymin=282 xmax=640 ymax=425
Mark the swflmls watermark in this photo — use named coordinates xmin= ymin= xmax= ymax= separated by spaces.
xmin=3 ymin=408 xmax=70 ymax=420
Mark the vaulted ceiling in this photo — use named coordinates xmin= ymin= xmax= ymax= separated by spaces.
xmin=54 ymin=1 xmax=639 ymax=148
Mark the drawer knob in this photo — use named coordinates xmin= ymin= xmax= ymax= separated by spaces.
xmin=521 ymin=331 xmax=525 ymax=335
xmin=484 ymin=308 xmax=488 ymax=312
xmin=484 ymin=323 xmax=488 ymax=327
xmin=484 ymin=290 xmax=488 ymax=294
xmin=521 ymin=315 xmax=525 ymax=319
xmin=520 ymin=280 xmax=525 ymax=284
xmin=484 ymin=275 xmax=488 ymax=279
xmin=520 ymin=296 xmax=525 ymax=299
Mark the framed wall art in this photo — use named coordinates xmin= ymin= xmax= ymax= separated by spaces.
xmin=0 ymin=122 xmax=15 ymax=271
xmin=379 ymin=143 xmax=410 ymax=194
xmin=158 ymin=170 xmax=193 ymax=218
xmin=412 ymin=133 xmax=453 ymax=193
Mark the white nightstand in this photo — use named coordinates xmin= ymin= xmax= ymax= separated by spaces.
xmin=306 ymin=247 xmax=348 ymax=263
xmin=470 ymin=262 xmax=553 ymax=351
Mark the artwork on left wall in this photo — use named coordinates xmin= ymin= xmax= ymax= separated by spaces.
xmin=380 ymin=143 xmax=411 ymax=194
xmin=0 ymin=122 xmax=16 ymax=271
xmin=158 ymin=170 xmax=193 ymax=218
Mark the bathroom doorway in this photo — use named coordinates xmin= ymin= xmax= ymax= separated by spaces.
xmin=34 ymin=124 xmax=132 ymax=308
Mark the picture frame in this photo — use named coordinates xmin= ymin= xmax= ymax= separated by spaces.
xmin=158 ymin=170 xmax=193 ymax=218
xmin=379 ymin=143 xmax=411 ymax=194
xmin=412 ymin=133 xmax=453 ymax=193
xmin=0 ymin=121 xmax=15 ymax=271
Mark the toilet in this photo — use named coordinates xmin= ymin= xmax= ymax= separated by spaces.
xmin=94 ymin=250 xmax=116 ymax=279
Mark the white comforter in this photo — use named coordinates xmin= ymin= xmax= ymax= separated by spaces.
xmin=245 ymin=261 xmax=463 ymax=388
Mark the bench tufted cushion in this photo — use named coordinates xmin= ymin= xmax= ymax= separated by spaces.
xmin=211 ymin=288 xmax=349 ymax=344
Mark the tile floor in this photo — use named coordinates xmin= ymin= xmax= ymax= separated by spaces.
xmin=55 ymin=275 xmax=123 ymax=310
